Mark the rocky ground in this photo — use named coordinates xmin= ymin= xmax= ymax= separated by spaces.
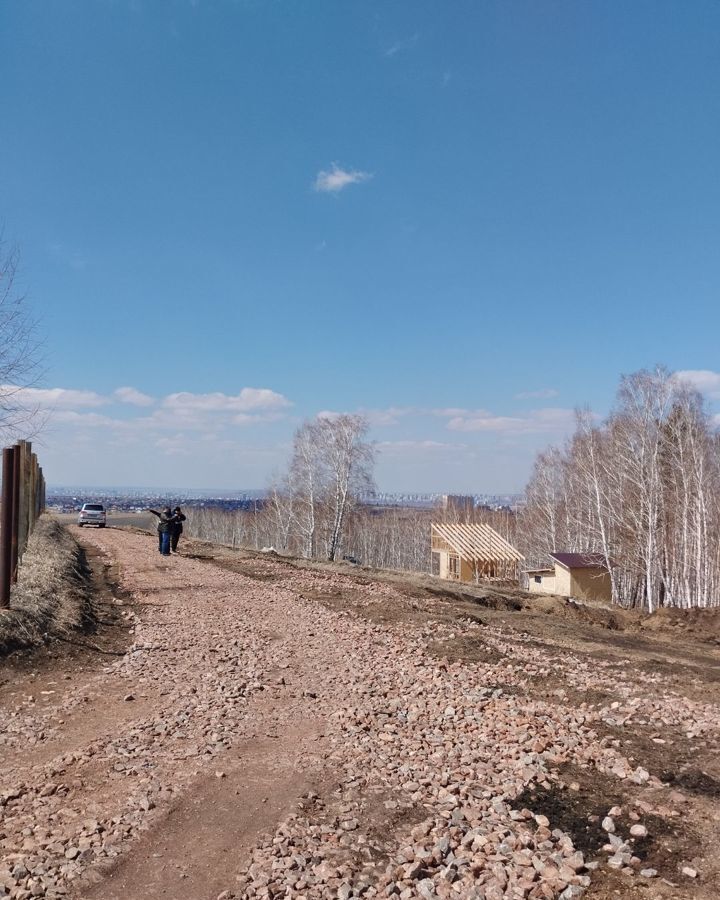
xmin=1 ymin=527 xmax=719 ymax=900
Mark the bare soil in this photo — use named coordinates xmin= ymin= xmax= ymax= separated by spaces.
xmin=1 ymin=528 xmax=718 ymax=899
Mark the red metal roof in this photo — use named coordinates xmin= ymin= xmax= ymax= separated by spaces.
xmin=550 ymin=552 xmax=611 ymax=570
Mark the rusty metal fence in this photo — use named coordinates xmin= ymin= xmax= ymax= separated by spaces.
xmin=0 ymin=440 xmax=46 ymax=608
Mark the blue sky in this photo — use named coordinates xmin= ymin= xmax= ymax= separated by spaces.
xmin=1 ymin=0 xmax=719 ymax=491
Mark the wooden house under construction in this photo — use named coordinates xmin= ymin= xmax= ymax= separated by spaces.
xmin=431 ymin=523 xmax=524 ymax=583
xmin=525 ymin=553 xmax=613 ymax=603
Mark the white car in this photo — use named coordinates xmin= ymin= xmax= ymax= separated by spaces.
xmin=78 ymin=503 xmax=106 ymax=527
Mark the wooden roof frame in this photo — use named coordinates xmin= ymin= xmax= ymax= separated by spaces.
xmin=431 ymin=523 xmax=524 ymax=563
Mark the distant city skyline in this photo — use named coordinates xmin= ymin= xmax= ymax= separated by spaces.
xmin=2 ymin=2 xmax=720 ymax=491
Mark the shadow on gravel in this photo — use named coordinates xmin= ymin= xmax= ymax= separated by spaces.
xmin=660 ymin=769 xmax=720 ymax=798
xmin=423 ymin=585 xmax=524 ymax=611
xmin=514 ymin=782 xmax=611 ymax=855
xmin=427 ymin=634 xmax=506 ymax=665
xmin=516 ymin=772 xmax=700 ymax=882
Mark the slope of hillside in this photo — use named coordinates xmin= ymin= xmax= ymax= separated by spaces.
xmin=0 ymin=527 xmax=718 ymax=900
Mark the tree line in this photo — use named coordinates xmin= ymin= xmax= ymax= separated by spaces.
xmin=517 ymin=367 xmax=720 ymax=610
xmin=189 ymin=414 xmax=376 ymax=562
xmin=189 ymin=366 xmax=720 ymax=611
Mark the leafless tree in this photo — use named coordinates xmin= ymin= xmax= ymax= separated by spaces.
xmin=519 ymin=366 xmax=720 ymax=610
xmin=266 ymin=475 xmax=294 ymax=552
xmin=316 ymin=414 xmax=375 ymax=561
xmin=231 ymin=414 xmax=377 ymax=562
xmin=289 ymin=420 xmax=323 ymax=557
xmin=0 ymin=241 xmax=42 ymax=438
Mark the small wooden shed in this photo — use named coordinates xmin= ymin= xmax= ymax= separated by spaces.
xmin=526 ymin=552 xmax=613 ymax=603
xmin=431 ymin=523 xmax=524 ymax=583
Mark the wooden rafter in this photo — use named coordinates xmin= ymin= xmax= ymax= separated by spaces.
xmin=431 ymin=523 xmax=524 ymax=563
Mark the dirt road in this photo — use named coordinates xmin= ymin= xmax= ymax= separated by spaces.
xmin=1 ymin=528 xmax=719 ymax=900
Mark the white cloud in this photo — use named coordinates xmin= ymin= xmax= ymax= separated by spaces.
xmin=162 ymin=388 xmax=291 ymax=413
xmin=384 ymin=33 xmax=419 ymax=57
xmin=114 ymin=386 xmax=155 ymax=407
xmin=431 ymin=407 xmax=473 ymax=417
xmin=154 ymin=436 xmax=191 ymax=456
xmin=446 ymin=407 xmax=576 ymax=434
xmin=14 ymin=385 xmax=293 ymax=442
xmin=314 ymin=163 xmax=373 ymax=194
xmin=674 ymin=370 xmax=720 ymax=400
xmin=1 ymin=386 xmax=107 ymax=409
xmin=233 ymin=412 xmax=287 ymax=426
xmin=515 ymin=388 xmax=559 ymax=400
xmin=313 ymin=408 xmax=413 ymax=426
xmin=447 ymin=414 xmax=525 ymax=433
xmin=360 ymin=406 xmax=415 ymax=426
xmin=377 ymin=440 xmax=466 ymax=454
xmin=51 ymin=410 xmax=118 ymax=427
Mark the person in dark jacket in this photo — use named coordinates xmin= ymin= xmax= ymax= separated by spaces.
xmin=170 ymin=506 xmax=186 ymax=553
xmin=149 ymin=507 xmax=175 ymax=556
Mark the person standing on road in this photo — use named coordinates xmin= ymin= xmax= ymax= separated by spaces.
xmin=170 ymin=506 xmax=186 ymax=554
xmin=149 ymin=507 xmax=176 ymax=556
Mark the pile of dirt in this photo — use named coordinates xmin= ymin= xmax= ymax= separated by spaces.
xmin=641 ymin=605 xmax=720 ymax=642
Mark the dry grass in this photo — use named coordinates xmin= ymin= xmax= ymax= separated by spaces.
xmin=0 ymin=515 xmax=93 ymax=655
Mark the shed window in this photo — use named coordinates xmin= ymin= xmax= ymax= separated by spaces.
xmin=534 ymin=575 xmax=542 ymax=584
xmin=448 ymin=555 xmax=459 ymax=577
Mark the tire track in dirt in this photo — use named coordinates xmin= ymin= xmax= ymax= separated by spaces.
xmin=1 ymin=528 xmax=352 ymax=900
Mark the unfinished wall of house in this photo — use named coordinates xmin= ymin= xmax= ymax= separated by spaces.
xmin=569 ymin=568 xmax=612 ymax=603
xmin=527 ymin=572 xmax=556 ymax=594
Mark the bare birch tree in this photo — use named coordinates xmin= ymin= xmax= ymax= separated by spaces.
xmin=317 ymin=414 xmax=375 ymax=561
xmin=289 ymin=420 xmax=322 ymax=558
xmin=0 ymin=241 xmax=42 ymax=437
xmin=519 ymin=366 xmax=720 ymax=610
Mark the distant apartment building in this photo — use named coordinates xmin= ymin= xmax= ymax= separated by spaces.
xmin=440 ymin=495 xmax=475 ymax=517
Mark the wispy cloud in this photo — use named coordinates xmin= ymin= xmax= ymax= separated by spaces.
xmin=162 ymin=388 xmax=291 ymax=413
xmin=114 ymin=386 xmax=155 ymax=407
xmin=360 ymin=406 xmax=415 ymax=426
xmin=515 ymin=388 xmax=559 ymax=400
xmin=431 ymin=407 xmax=473 ymax=418
xmin=6 ymin=384 xmax=293 ymax=440
xmin=384 ymin=32 xmax=419 ymax=57
xmin=52 ymin=410 xmax=118 ymax=427
xmin=2 ymin=386 xmax=107 ymax=409
xmin=674 ymin=369 xmax=720 ymax=400
xmin=48 ymin=242 xmax=88 ymax=271
xmin=445 ymin=407 xmax=576 ymax=434
xmin=377 ymin=439 xmax=467 ymax=454
xmin=313 ymin=407 xmax=414 ymax=426
xmin=314 ymin=163 xmax=373 ymax=194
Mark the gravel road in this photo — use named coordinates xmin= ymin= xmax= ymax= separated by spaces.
xmin=1 ymin=528 xmax=719 ymax=900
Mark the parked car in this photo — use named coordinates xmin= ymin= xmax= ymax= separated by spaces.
xmin=78 ymin=503 xmax=106 ymax=527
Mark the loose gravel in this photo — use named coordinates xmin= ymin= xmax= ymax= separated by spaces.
xmin=1 ymin=529 xmax=718 ymax=900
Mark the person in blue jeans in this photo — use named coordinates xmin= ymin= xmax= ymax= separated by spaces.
xmin=149 ymin=507 xmax=176 ymax=556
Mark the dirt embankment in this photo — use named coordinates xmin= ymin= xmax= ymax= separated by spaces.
xmin=0 ymin=517 xmax=97 ymax=657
